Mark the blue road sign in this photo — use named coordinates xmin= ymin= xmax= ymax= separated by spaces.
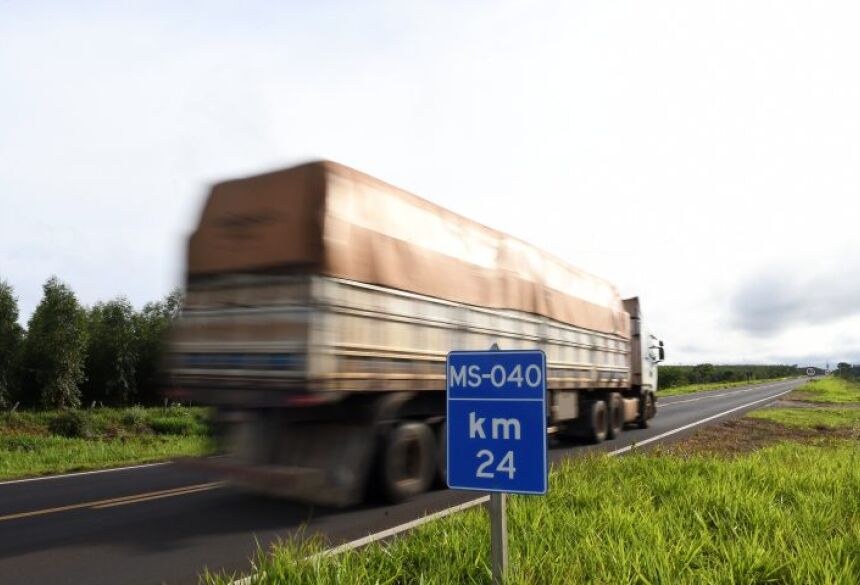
xmin=446 ymin=350 xmax=548 ymax=495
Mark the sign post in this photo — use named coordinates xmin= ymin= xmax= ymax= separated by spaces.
xmin=489 ymin=491 xmax=507 ymax=584
xmin=446 ymin=347 xmax=548 ymax=584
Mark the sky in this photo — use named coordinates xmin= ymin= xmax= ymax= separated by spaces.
xmin=1 ymin=0 xmax=858 ymax=367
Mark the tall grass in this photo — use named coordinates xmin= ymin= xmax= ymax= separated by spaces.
xmin=749 ymin=407 xmax=860 ymax=430
xmin=0 ymin=406 xmax=210 ymax=438
xmin=0 ymin=435 xmax=210 ymax=479
xmin=0 ymin=406 xmax=212 ymax=480
xmin=203 ymin=442 xmax=860 ymax=585
xmin=794 ymin=377 xmax=860 ymax=403
xmin=658 ymin=377 xmax=785 ymax=397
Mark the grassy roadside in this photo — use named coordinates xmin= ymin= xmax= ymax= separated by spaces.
xmin=203 ymin=445 xmax=860 ymax=585
xmin=748 ymin=407 xmax=860 ymax=429
xmin=783 ymin=376 xmax=860 ymax=403
xmin=746 ymin=376 xmax=860 ymax=432
xmin=202 ymin=380 xmax=860 ymax=585
xmin=657 ymin=376 xmax=789 ymax=397
xmin=0 ymin=407 xmax=212 ymax=480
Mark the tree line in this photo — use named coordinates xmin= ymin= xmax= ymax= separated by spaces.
xmin=835 ymin=362 xmax=859 ymax=380
xmin=658 ymin=363 xmax=800 ymax=390
xmin=0 ymin=277 xmax=182 ymax=410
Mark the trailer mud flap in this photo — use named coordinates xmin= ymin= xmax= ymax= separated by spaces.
xmin=182 ymin=421 xmax=377 ymax=508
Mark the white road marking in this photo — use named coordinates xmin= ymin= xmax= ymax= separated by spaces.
xmin=230 ymin=383 xmax=796 ymax=584
xmin=659 ymin=382 xmax=786 ymax=408
xmin=0 ymin=462 xmax=172 ymax=486
xmin=314 ymin=497 xmax=492 ymax=558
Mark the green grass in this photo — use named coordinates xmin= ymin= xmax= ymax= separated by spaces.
xmin=202 ymin=442 xmax=860 ymax=585
xmin=0 ymin=406 xmax=212 ymax=480
xmin=758 ymin=378 xmax=860 ymax=431
xmin=0 ymin=434 xmax=211 ymax=479
xmin=793 ymin=377 xmax=860 ymax=404
xmin=0 ymin=406 xmax=210 ymax=437
xmin=749 ymin=407 xmax=860 ymax=430
xmin=658 ymin=377 xmax=788 ymax=397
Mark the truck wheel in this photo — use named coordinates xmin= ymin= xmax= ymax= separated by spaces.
xmin=638 ymin=392 xmax=655 ymax=429
xmin=585 ymin=400 xmax=608 ymax=444
xmin=378 ymin=421 xmax=436 ymax=503
xmin=606 ymin=393 xmax=624 ymax=439
xmin=436 ymin=421 xmax=447 ymax=487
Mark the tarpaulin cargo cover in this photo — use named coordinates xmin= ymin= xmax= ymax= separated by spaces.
xmin=187 ymin=161 xmax=630 ymax=338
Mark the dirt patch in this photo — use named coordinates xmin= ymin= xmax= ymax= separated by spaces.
xmin=769 ymin=399 xmax=860 ymax=409
xmin=0 ymin=417 xmax=49 ymax=438
xmin=782 ymin=391 xmax=819 ymax=403
xmin=665 ymin=417 xmax=858 ymax=457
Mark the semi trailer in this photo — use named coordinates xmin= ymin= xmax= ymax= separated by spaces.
xmin=165 ymin=161 xmax=664 ymax=506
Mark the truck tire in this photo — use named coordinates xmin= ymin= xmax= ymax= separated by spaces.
xmin=638 ymin=392 xmax=655 ymax=429
xmin=378 ymin=421 xmax=436 ymax=503
xmin=606 ymin=393 xmax=624 ymax=439
xmin=585 ymin=400 xmax=608 ymax=444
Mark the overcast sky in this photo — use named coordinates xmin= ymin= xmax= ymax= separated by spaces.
xmin=2 ymin=1 xmax=858 ymax=367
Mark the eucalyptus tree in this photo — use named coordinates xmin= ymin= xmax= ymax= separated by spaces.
xmin=24 ymin=277 xmax=88 ymax=409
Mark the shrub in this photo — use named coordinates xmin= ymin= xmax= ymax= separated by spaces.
xmin=1 ymin=411 xmax=20 ymax=426
xmin=149 ymin=416 xmax=192 ymax=435
xmin=48 ymin=410 xmax=94 ymax=438
xmin=0 ymin=436 xmax=41 ymax=452
xmin=149 ymin=415 xmax=207 ymax=436
xmin=121 ymin=405 xmax=148 ymax=429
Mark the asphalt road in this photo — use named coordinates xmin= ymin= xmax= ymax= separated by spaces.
xmin=0 ymin=378 xmax=805 ymax=585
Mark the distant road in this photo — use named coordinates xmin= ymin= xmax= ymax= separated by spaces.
xmin=0 ymin=379 xmax=805 ymax=585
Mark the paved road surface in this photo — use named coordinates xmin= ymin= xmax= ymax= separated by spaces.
xmin=0 ymin=379 xmax=805 ymax=585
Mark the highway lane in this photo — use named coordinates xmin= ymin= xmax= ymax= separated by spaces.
xmin=0 ymin=378 xmax=805 ymax=585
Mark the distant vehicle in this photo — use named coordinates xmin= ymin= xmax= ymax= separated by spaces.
xmin=806 ymin=368 xmax=817 ymax=377
xmin=165 ymin=161 xmax=665 ymax=506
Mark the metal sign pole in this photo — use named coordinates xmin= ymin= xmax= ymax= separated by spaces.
xmin=489 ymin=491 xmax=508 ymax=584
xmin=487 ymin=341 xmax=507 ymax=584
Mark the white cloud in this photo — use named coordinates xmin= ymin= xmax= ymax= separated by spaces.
xmin=1 ymin=0 xmax=859 ymax=367
xmin=731 ymin=258 xmax=860 ymax=335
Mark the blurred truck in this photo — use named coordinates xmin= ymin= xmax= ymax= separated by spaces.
xmin=165 ymin=161 xmax=664 ymax=506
